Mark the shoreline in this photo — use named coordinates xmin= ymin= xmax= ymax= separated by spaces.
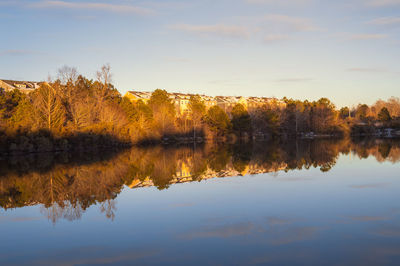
xmin=1 ymin=133 xmax=400 ymax=156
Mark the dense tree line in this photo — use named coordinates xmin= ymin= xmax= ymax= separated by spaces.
xmin=339 ymin=98 xmax=400 ymax=136
xmin=1 ymin=66 xmax=399 ymax=154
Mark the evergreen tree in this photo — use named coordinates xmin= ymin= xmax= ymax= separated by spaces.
xmin=339 ymin=107 xmax=350 ymax=119
xmin=205 ymin=106 xmax=232 ymax=136
xmin=378 ymin=107 xmax=391 ymax=122
xmin=355 ymin=104 xmax=369 ymax=120
xmin=231 ymin=103 xmax=252 ymax=136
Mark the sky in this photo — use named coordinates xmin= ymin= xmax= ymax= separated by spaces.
xmin=0 ymin=0 xmax=399 ymax=107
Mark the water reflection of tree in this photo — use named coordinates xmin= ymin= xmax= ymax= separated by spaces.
xmin=232 ymin=142 xmax=253 ymax=175
xmin=378 ymin=143 xmax=392 ymax=159
xmin=1 ymin=139 xmax=400 ymax=223
xmin=150 ymin=149 xmax=178 ymax=190
xmin=100 ymin=199 xmax=116 ymax=221
xmin=190 ymin=146 xmax=208 ymax=181
xmin=0 ymin=152 xmax=130 ymax=224
xmin=352 ymin=138 xmax=400 ymax=163
xmin=207 ymin=145 xmax=231 ymax=172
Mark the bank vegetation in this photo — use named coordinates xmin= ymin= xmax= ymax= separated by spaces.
xmin=1 ymin=65 xmax=399 ymax=154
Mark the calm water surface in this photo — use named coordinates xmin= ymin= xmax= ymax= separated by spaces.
xmin=1 ymin=139 xmax=400 ymax=265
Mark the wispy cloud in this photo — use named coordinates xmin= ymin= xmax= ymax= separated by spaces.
xmin=263 ymin=14 xmax=321 ymax=32
xmin=180 ymin=219 xmax=321 ymax=247
xmin=266 ymin=217 xmax=293 ymax=226
xmin=181 ymin=222 xmax=256 ymax=239
xmin=169 ymin=24 xmax=250 ymax=39
xmin=267 ymin=226 xmax=320 ymax=245
xmin=349 ymin=215 xmax=389 ymax=221
xmin=143 ymin=1 xmax=195 ymax=10
xmin=367 ymin=17 xmax=400 ymax=26
xmin=0 ymin=50 xmax=40 ymax=56
xmin=366 ymin=0 xmax=400 ymax=7
xmin=246 ymin=0 xmax=312 ymax=6
xmin=30 ymin=1 xmax=154 ymax=15
xmin=170 ymin=14 xmax=319 ymax=43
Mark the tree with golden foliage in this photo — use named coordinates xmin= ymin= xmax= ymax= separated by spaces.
xmin=32 ymin=83 xmax=65 ymax=132
xmin=188 ymin=95 xmax=206 ymax=139
xmin=148 ymin=89 xmax=176 ymax=136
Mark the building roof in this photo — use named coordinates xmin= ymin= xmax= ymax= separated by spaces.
xmin=0 ymin=79 xmax=42 ymax=92
xmin=127 ymin=91 xmax=152 ymax=98
xmin=1 ymin=79 xmax=41 ymax=87
xmin=126 ymin=90 xmax=284 ymax=106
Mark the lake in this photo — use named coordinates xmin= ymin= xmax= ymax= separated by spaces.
xmin=1 ymin=139 xmax=400 ymax=265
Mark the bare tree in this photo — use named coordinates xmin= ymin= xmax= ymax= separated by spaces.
xmin=58 ymin=65 xmax=78 ymax=86
xmin=96 ymin=63 xmax=113 ymax=105
xmin=371 ymin=97 xmax=400 ymax=118
xmin=99 ymin=102 xmax=128 ymax=130
xmin=57 ymin=66 xmax=78 ymax=101
xmin=70 ymin=97 xmax=95 ymax=130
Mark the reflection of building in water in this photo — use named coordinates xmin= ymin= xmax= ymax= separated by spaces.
xmin=128 ymin=177 xmax=153 ymax=189
xmin=240 ymin=165 xmax=250 ymax=176
xmin=175 ymin=160 xmax=192 ymax=179
xmin=2 ymin=139 xmax=399 ymax=224
xmin=127 ymin=160 xmax=288 ymax=189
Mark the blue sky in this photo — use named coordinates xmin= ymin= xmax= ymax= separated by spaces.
xmin=0 ymin=0 xmax=399 ymax=107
